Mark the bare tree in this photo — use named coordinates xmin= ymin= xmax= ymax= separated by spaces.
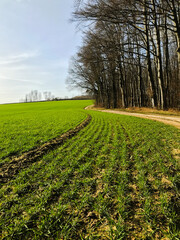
xmin=68 ymin=0 xmax=180 ymax=109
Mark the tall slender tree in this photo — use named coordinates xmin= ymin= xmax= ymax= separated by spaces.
xmin=68 ymin=0 xmax=180 ymax=109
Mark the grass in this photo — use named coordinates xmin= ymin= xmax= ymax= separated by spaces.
xmin=0 ymin=100 xmax=92 ymax=164
xmin=0 ymin=101 xmax=179 ymax=239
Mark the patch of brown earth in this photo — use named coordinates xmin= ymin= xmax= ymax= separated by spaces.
xmin=172 ymin=149 xmax=180 ymax=160
xmin=118 ymin=107 xmax=180 ymax=116
xmin=0 ymin=115 xmax=91 ymax=184
xmin=102 ymin=110 xmax=180 ymax=129
xmin=76 ymin=168 xmax=118 ymax=239
xmin=87 ymin=105 xmax=180 ymax=129
xmin=82 ymin=169 xmax=110 ymax=237
xmin=91 ymin=106 xmax=180 ymax=116
xmin=120 ymin=125 xmax=147 ymax=239
xmin=161 ymin=177 xmax=173 ymax=187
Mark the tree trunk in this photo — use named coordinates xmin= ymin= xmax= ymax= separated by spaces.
xmin=144 ymin=0 xmax=157 ymax=107
xmin=152 ymin=0 xmax=167 ymax=109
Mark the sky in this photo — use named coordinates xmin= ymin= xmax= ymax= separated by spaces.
xmin=0 ymin=0 xmax=83 ymax=104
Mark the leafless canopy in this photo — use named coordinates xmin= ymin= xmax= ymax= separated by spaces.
xmin=68 ymin=0 xmax=180 ymax=109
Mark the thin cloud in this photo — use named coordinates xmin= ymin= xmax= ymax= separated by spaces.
xmin=1 ymin=65 xmax=31 ymax=71
xmin=0 ymin=75 xmax=42 ymax=85
xmin=0 ymin=50 xmax=39 ymax=65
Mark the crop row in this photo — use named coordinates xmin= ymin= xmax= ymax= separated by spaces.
xmin=0 ymin=101 xmax=92 ymax=164
xmin=0 ymin=110 xmax=179 ymax=239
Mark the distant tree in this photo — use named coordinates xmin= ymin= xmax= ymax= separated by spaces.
xmin=23 ymin=90 xmax=55 ymax=102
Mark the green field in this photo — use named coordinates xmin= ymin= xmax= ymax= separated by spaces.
xmin=0 ymin=100 xmax=92 ymax=164
xmin=0 ymin=101 xmax=179 ymax=239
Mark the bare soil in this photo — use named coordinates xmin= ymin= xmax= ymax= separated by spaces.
xmin=0 ymin=115 xmax=91 ymax=184
xmin=86 ymin=106 xmax=180 ymax=129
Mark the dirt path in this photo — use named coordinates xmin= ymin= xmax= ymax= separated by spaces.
xmin=86 ymin=106 xmax=180 ymax=129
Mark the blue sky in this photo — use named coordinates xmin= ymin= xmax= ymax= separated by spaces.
xmin=0 ymin=0 xmax=82 ymax=104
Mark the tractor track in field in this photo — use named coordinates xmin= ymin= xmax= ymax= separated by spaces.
xmin=0 ymin=115 xmax=91 ymax=185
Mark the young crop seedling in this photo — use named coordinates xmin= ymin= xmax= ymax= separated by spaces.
xmin=0 ymin=101 xmax=179 ymax=239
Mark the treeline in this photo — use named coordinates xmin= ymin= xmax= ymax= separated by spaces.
xmin=21 ymin=90 xmax=55 ymax=103
xmin=68 ymin=0 xmax=180 ymax=109
xmin=20 ymin=90 xmax=92 ymax=103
